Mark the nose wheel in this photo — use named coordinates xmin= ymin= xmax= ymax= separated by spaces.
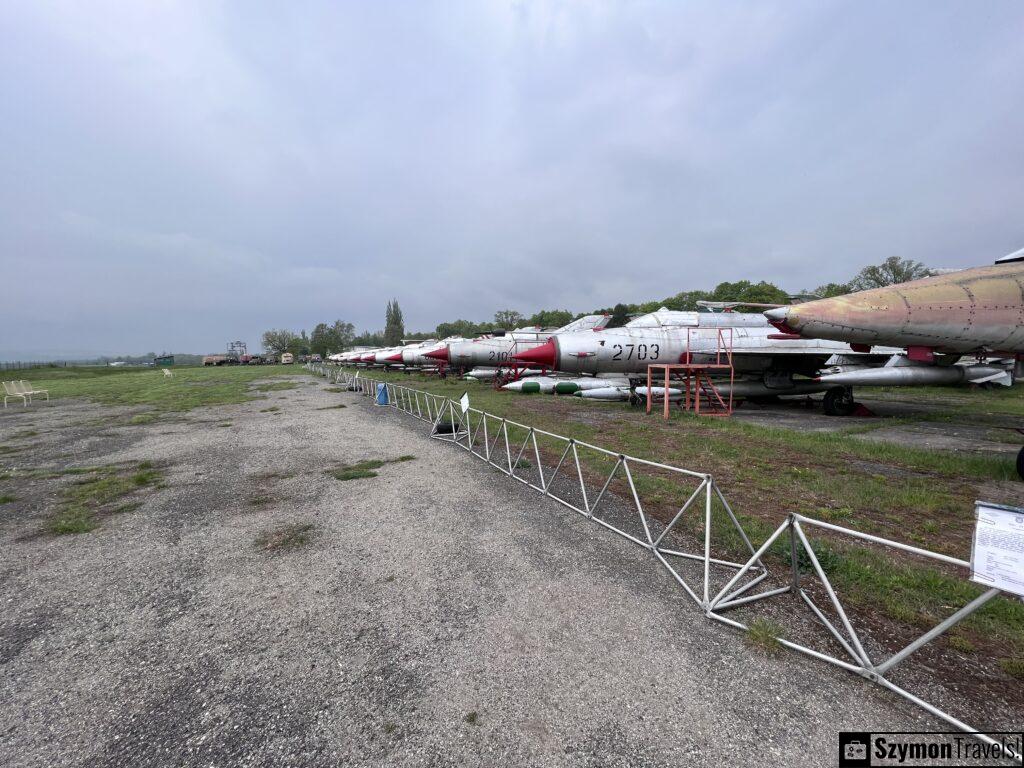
xmin=822 ymin=386 xmax=857 ymax=417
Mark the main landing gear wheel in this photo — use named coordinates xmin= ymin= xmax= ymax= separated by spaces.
xmin=1016 ymin=446 xmax=1024 ymax=481
xmin=822 ymin=386 xmax=857 ymax=417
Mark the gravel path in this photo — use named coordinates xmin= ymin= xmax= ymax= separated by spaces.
xmin=0 ymin=380 xmax=943 ymax=766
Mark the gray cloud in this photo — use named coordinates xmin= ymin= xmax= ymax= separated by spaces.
xmin=2 ymin=1 xmax=1023 ymax=356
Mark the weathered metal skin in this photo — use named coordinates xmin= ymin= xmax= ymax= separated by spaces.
xmin=625 ymin=309 xmax=769 ymax=329
xmin=444 ymin=314 xmax=610 ymax=368
xmin=521 ymin=326 xmax=875 ymax=376
xmin=766 ymin=261 xmax=1024 ymax=354
xmin=447 ymin=335 xmax=549 ymax=368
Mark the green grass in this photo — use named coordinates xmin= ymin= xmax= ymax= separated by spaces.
xmin=323 ymin=387 xmax=346 ymax=393
xmin=999 ymin=657 xmax=1024 ymax=679
xmin=7 ymin=364 xmax=306 ymax=415
xmin=255 ymin=522 xmax=315 ymax=552
xmin=11 ymin=430 xmax=38 ymax=439
xmin=260 ymin=406 xmax=281 ymax=413
xmin=948 ymin=633 xmax=975 ymax=653
xmin=0 ymin=494 xmax=15 ymax=504
xmin=328 ymin=455 xmax=414 ymax=481
xmin=745 ymin=618 xmax=784 ymax=655
xmin=47 ymin=461 xmax=163 ymax=535
xmin=463 ymin=711 xmax=480 ymax=726
xmin=315 ymin=404 xmax=347 ymax=410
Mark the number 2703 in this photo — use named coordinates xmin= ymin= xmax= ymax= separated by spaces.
xmin=611 ymin=343 xmax=658 ymax=361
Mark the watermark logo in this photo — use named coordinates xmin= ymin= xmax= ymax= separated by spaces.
xmin=838 ymin=732 xmax=1023 ymax=767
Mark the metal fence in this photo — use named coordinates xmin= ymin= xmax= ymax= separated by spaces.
xmin=308 ymin=363 xmax=1020 ymax=756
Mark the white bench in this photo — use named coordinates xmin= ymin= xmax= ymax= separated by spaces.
xmin=2 ymin=381 xmax=28 ymax=408
xmin=19 ymin=381 xmax=49 ymax=401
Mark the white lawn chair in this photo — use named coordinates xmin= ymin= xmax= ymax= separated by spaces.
xmin=18 ymin=381 xmax=49 ymax=401
xmin=162 ymin=368 xmax=174 ymax=378
xmin=2 ymin=381 xmax=28 ymax=408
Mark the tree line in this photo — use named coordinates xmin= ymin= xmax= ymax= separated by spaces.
xmin=263 ymin=256 xmax=932 ymax=355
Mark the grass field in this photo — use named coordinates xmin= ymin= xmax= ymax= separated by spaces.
xmin=2 ymin=364 xmax=302 ymax=415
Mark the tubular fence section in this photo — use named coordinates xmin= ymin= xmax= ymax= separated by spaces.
xmin=308 ymin=363 xmax=1020 ymax=757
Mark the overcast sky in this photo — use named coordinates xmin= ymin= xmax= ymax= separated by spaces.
xmin=2 ymin=1 xmax=1023 ymax=357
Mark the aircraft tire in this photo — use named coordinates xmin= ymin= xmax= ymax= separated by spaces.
xmin=1017 ymin=446 xmax=1024 ymax=481
xmin=823 ymin=386 xmax=857 ymax=417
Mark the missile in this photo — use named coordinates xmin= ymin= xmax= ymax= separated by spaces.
xmin=502 ymin=377 xmax=561 ymax=394
xmin=552 ymin=377 xmax=630 ymax=394
xmin=635 ymin=386 xmax=683 ymax=401
xmin=462 ymin=367 xmax=544 ymax=381
xmin=816 ymin=363 xmax=1012 ymax=388
xmin=573 ymin=386 xmax=630 ymax=401
xmin=764 ymin=255 xmax=1024 ymax=356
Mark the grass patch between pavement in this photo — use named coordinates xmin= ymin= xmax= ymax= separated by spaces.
xmin=328 ymin=455 xmax=415 ymax=481
xmin=46 ymin=462 xmax=164 ymax=534
xmin=255 ymin=522 xmax=315 ymax=552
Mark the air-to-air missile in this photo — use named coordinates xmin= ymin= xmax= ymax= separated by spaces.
xmin=461 ymin=367 xmax=545 ymax=381
xmin=635 ymin=386 xmax=683 ymax=401
xmin=764 ymin=250 xmax=1024 ymax=361
xmin=424 ymin=314 xmax=610 ymax=368
xmin=574 ymin=386 xmax=631 ymax=401
xmin=551 ymin=376 xmax=630 ymax=394
xmin=816 ymin=359 xmax=1012 ymax=388
xmin=501 ymin=377 xmax=563 ymax=394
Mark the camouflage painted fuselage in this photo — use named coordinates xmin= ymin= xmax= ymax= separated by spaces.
xmin=770 ymin=262 xmax=1024 ymax=354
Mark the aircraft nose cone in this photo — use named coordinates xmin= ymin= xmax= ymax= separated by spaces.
xmin=763 ymin=306 xmax=800 ymax=335
xmin=385 ymin=352 xmax=404 ymax=362
xmin=512 ymin=339 xmax=556 ymax=368
xmin=424 ymin=347 xmax=449 ymax=362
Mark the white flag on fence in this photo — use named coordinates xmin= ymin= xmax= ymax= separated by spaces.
xmin=459 ymin=391 xmax=470 ymax=414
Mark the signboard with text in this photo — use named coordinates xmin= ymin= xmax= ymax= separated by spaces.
xmin=971 ymin=501 xmax=1024 ymax=598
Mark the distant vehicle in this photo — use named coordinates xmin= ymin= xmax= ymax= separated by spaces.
xmin=263 ymin=354 xmax=278 ymax=365
xmin=239 ymin=355 xmax=253 ymax=365
xmin=202 ymin=355 xmax=231 ymax=366
xmin=109 ymin=361 xmax=126 ymax=367
xmin=311 ymin=354 xmax=322 ymax=363
xmin=280 ymin=353 xmax=294 ymax=365
xmin=153 ymin=355 xmax=174 ymax=367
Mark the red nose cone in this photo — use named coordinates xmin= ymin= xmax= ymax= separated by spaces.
xmin=424 ymin=347 xmax=449 ymax=362
xmin=512 ymin=339 xmax=556 ymax=368
xmin=385 ymin=352 xmax=404 ymax=362
xmin=360 ymin=354 xmax=376 ymax=362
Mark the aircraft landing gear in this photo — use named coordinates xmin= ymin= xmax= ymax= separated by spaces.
xmin=823 ymin=386 xmax=857 ymax=417
xmin=1017 ymin=445 xmax=1023 ymax=481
